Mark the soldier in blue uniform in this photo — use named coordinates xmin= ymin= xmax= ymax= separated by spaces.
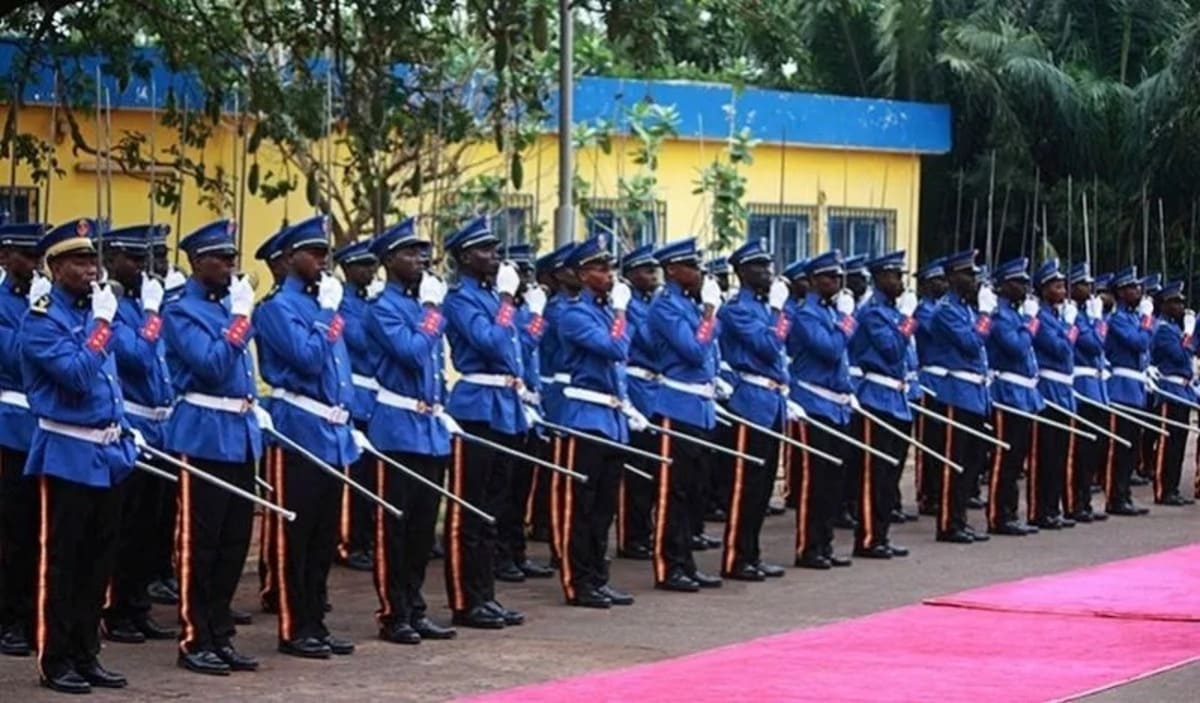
xmin=1065 ymin=263 xmax=1110 ymax=522
xmin=333 ymin=239 xmax=380 ymax=572
xmin=913 ymin=257 xmax=947 ymax=515
xmin=924 ymin=250 xmax=992 ymax=544
xmin=844 ymin=253 xmax=870 ymax=307
xmin=848 ymin=250 xmax=917 ymax=559
xmin=715 ymin=239 xmax=790 ymax=580
xmin=363 ymin=218 xmax=458 ymax=644
xmin=255 ymin=215 xmax=361 ymax=657
xmin=441 ymin=215 xmax=529 ymax=628
xmin=1103 ymin=266 xmax=1153 ymax=516
xmin=788 ymin=251 xmax=857 ymax=569
xmin=22 ymin=219 xmax=137 ymax=693
xmin=646 ymin=237 xmax=724 ymax=591
xmin=615 ymin=243 xmax=660 ymax=561
xmin=1030 ymin=259 xmax=1077 ymax=529
xmin=97 ymin=224 xmax=179 ymax=645
xmin=0 ymin=223 xmax=47 ymax=657
xmin=1149 ymin=281 xmax=1199 ymax=506
xmin=162 ymin=219 xmax=263 ymax=675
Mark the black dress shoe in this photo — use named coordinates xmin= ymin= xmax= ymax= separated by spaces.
xmin=755 ymin=561 xmax=786 ymax=578
xmin=990 ymin=521 xmax=1036 ymax=536
xmin=690 ymin=570 xmax=723 ymax=587
xmin=937 ymin=530 xmax=974 ymax=544
xmin=41 ymin=669 xmax=92 ymax=693
xmin=567 ymin=589 xmax=611 ymax=609
xmin=493 ymin=561 xmax=526 ymax=583
xmin=103 ymin=619 xmax=146 ymax=644
xmin=827 ymin=554 xmax=853 ymax=567
xmin=215 ymin=645 xmax=259 ymax=671
xmin=966 ymin=496 xmax=986 ymax=509
xmin=1130 ymin=472 xmax=1151 ymax=486
xmin=886 ymin=543 xmax=910 ymax=557
xmin=0 ymin=625 xmax=31 ymax=656
xmin=451 ymin=605 xmax=505 ymax=629
xmin=964 ymin=525 xmax=990 ymax=542
xmin=412 ymin=616 xmax=457 ymax=639
xmin=76 ymin=659 xmax=127 ymax=688
xmin=516 ymin=558 xmax=555 ymax=578
xmin=341 ymin=550 xmax=374 ymax=571
xmin=656 ymin=572 xmax=700 ymax=592
xmin=795 ymin=554 xmax=832 ymax=569
xmin=278 ymin=637 xmax=333 ymax=659
xmin=700 ymin=533 xmax=722 ymax=549
xmin=724 ymin=563 xmax=766 ymax=581
xmin=917 ymin=502 xmax=938 ymax=516
xmin=853 ymin=545 xmax=892 ymax=559
xmin=179 ymin=650 xmax=233 ymax=675
xmin=1032 ymin=517 xmax=1063 ymax=530
xmin=1108 ymin=502 xmax=1142 ymax=516
xmin=230 ymin=607 xmax=252 ymax=625
xmin=766 ymin=499 xmax=787 ymax=516
xmin=889 ymin=509 xmax=907 ymax=524
xmin=379 ymin=622 xmax=421 ymax=644
xmin=1068 ymin=511 xmax=1094 ymax=523
xmin=705 ymin=508 xmax=728 ymax=522
xmin=689 ymin=535 xmax=709 ymax=551
xmin=598 ymin=584 xmax=634 ymax=605
xmin=322 ymin=634 xmax=355 ymax=655
xmin=1059 ymin=516 xmax=1076 ymax=527
xmin=484 ymin=600 xmax=525 ymax=626
xmin=903 ymin=509 xmax=919 ymax=522
xmin=134 ymin=615 xmax=178 ymax=640
xmin=1160 ymin=493 xmax=1190 ymax=506
xmin=147 ymin=579 xmax=179 ymax=605
xmin=617 ymin=544 xmax=651 ymax=560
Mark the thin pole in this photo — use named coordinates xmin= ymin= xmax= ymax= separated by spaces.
xmin=1141 ymin=182 xmax=1149 ymax=273
xmin=230 ymin=89 xmax=239 ymax=230
xmin=553 ymin=0 xmax=574 ymax=248
xmin=968 ymin=198 xmax=978 ymax=251
xmin=174 ymin=95 xmax=188 ymax=267
xmin=953 ymin=168 xmax=964 ymax=250
xmin=105 ymin=89 xmax=113 ymax=232
xmin=996 ymin=182 xmax=1010 ymax=264
xmin=1082 ymin=191 xmax=1091 ymax=266
xmin=1189 ymin=199 xmax=1197 ymax=288
xmin=1158 ymin=197 xmax=1167 ymax=278
xmin=1040 ymin=203 xmax=1048 ymax=262
xmin=1092 ymin=176 xmax=1099 ymax=269
xmin=985 ymin=151 xmax=995 ymax=267
xmin=43 ymin=71 xmax=58 ymax=221
xmin=777 ymin=126 xmax=786 ymax=212
xmin=94 ymin=66 xmax=102 ymax=231
xmin=237 ymin=90 xmax=249 ymax=245
xmin=148 ymin=80 xmax=156 ymax=228
xmin=1066 ymin=175 xmax=1072 ymax=269
xmin=7 ymin=77 xmax=18 ymax=221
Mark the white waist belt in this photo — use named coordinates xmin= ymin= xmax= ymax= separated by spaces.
xmin=460 ymin=373 xmax=520 ymax=389
xmin=124 ymin=401 xmax=172 ymax=421
xmin=1038 ymin=369 xmax=1074 ymax=386
xmin=739 ymin=372 xmax=788 ymax=394
xmin=0 ymin=390 xmax=29 ymax=409
xmin=1111 ymin=367 xmax=1146 ymax=384
xmin=271 ymin=389 xmax=350 ymax=425
xmin=562 ymin=386 xmax=622 ymax=408
xmin=626 ymin=366 xmax=659 ymax=382
xmin=863 ymin=372 xmax=905 ymax=391
xmin=796 ymin=380 xmax=852 ymax=405
xmin=351 ymin=374 xmax=380 ymax=392
xmin=375 ymin=387 xmax=436 ymax=414
xmin=719 ymin=361 xmax=733 ymax=374
xmin=996 ymin=371 xmax=1039 ymax=389
xmin=38 ymin=418 xmax=121 ymax=445
xmin=1073 ymin=366 xmax=1102 ymax=379
xmin=660 ymin=377 xmax=715 ymax=399
xmin=182 ymin=392 xmax=253 ymax=414
xmin=923 ymin=366 xmax=987 ymax=385
xmin=1161 ymin=374 xmax=1191 ymax=387
xmin=848 ymin=366 xmax=864 ymax=378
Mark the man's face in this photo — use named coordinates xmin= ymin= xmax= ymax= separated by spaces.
xmin=385 ymin=244 xmax=424 ymax=286
xmin=191 ymin=252 xmax=236 ymax=290
xmin=1070 ymin=281 xmax=1092 ymax=304
xmin=735 ymin=261 xmax=773 ymax=293
xmin=458 ymin=243 xmax=499 ymax=279
xmin=1118 ymin=284 xmax=1141 ymax=307
xmin=790 ymin=277 xmax=808 ymax=299
xmin=999 ymin=278 xmax=1028 ymax=301
xmin=152 ymin=248 xmax=169 ymax=277
xmin=666 ymin=260 xmax=702 ymax=292
xmin=49 ymin=252 xmax=99 ymax=295
xmin=949 ymin=269 xmax=974 ymax=297
xmin=846 ymin=273 xmax=868 ymax=297
xmin=268 ymin=256 xmax=289 ymax=285
xmin=107 ymin=251 xmax=145 ymax=287
xmin=1162 ymin=297 xmax=1184 ymax=320
xmin=874 ymin=269 xmax=903 ymax=299
xmin=289 ymin=245 xmax=329 ymax=283
xmin=714 ymin=272 xmax=730 ymax=292
xmin=341 ymin=260 xmax=378 ymax=288
xmin=1041 ymin=279 xmax=1066 ymax=305
xmin=517 ymin=263 xmax=534 ymax=287
xmin=2 ymin=248 xmax=38 ymax=279
xmin=626 ymin=264 xmax=660 ymax=293
xmin=578 ymin=260 xmax=614 ymax=295
xmin=812 ymin=271 xmax=841 ymax=298
xmin=554 ymin=265 xmax=581 ymax=294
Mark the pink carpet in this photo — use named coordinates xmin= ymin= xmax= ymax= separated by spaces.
xmin=924 ymin=544 xmax=1200 ymax=621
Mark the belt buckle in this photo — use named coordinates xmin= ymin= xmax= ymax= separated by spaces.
xmin=416 ymin=400 xmax=429 ymax=414
xmin=239 ymin=398 xmax=253 ymax=414
xmin=510 ymin=377 xmax=525 ymax=392
xmin=104 ymin=425 xmax=119 ymax=444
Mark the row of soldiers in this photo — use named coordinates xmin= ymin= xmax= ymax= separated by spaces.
xmin=0 ymin=212 xmax=1195 ymax=694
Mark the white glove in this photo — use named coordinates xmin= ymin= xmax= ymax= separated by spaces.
xmin=622 ymin=403 xmax=650 ymax=432
xmin=715 ymin=377 xmax=734 ymax=400
xmin=1086 ymin=296 xmax=1104 ymax=321
xmin=435 ymin=410 xmax=463 ymax=436
xmin=834 ymin=289 xmax=856 ymax=317
xmin=977 ymin=285 xmax=998 ymax=315
xmin=786 ymin=399 xmax=807 ymax=422
xmin=252 ymin=405 xmax=275 ymax=433
xmin=523 ymin=403 xmax=543 ymax=428
xmin=365 ymin=278 xmax=385 ymax=299
xmin=418 ymin=272 xmax=445 ymax=306
xmin=495 ymin=262 xmax=521 ymax=296
xmin=1137 ymin=296 xmax=1154 ymax=318
xmin=700 ymin=275 xmax=723 ymax=310
xmin=229 ymin=274 xmax=255 ymax=317
xmin=1061 ymin=300 xmax=1078 ymax=327
xmin=1147 ymin=365 xmax=1162 ymax=383
xmin=610 ymin=281 xmax=632 ymax=312
xmin=163 ymin=266 xmax=187 ymax=292
xmin=768 ymin=278 xmax=789 ymax=311
xmin=27 ymin=273 xmax=51 ymax=305
xmin=90 ymin=282 xmax=118 ymax=323
xmin=848 ymin=394 xmax=863 ymax=413
xmin=1184 ymin=310 xmax=1197 ymax=337
xmin=317 ymin=273 xmax=344 ymax=311
xmin=140 ymin=273 xmax=165 ymax=314
xmin=896 ymin=290 xmax=918 ymax=317
xmin=525 ymin=283 xmax=548 ymax=315
xmin=1020 ymin=296 xmax=1040 ymax=319
xmin=129 ymin=428 xmax=148 ymax=449
xmin=351 ymin=428 xmax=375 ymax=453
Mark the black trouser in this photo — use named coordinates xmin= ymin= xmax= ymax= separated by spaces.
xmin=496 ymin=432 xmax=535 ymax=568
xmin=1066 ymin=403 xmax=1107 ymax=516
xmin=793 ymin=420 xmax=844 ymax=560
xmin=275 ymin=450 xmax=340 ymax=642
xmin=1029 ymin=407 xmax=1070 ymax=523
xmin=338 ymin=420 xmax=375 ymax=561
xmin=708 ymin=403 xmax=733 ymax=520
xmin=986 ymin=409 xmax=1033 ymax=530
xmin=914 ymin=395 xmax=945 ymax=510
xmin=1103 ymin=413 xmax=1137 ymax=507
xmin=373 ymin=451 xmax=445 ymax=627
xmin=258 ymin=446 xmax=282 ymax=610
xmin=1152 ymin=402 xmax=1190 ymax=503
xmin=854 ymin=413 xmax=909 ymax=550
xmin=690 ymin=442 xmax=715 ymax=537
xmin=526 ymin=432 xmax=554 ymax=541
xmin=36 ymin=476 xmax=120 ymax=679
xmin=152 ymin=461 xmax=177 ymax=584
xmin=617 ymin=431 xmax=656 ymax=554
xmin=934 ymin=401 xmax=983 ymax=536
xmin=556 ymin=433 xmax=621 ymax=600
xmin=445 ymin=421 xmax=517 ymax=612
xmin=104 ymin=459 xmax=169 ymax=626
xmin=0 ymin=448 xmax=35 ymax=634
xmin=651 ymin=416 xmax=709 ymax=583
xmin=177 ymin=457 xmax=254 ymax=653
xmin=720 ymin=422 xmax=777 ymax=574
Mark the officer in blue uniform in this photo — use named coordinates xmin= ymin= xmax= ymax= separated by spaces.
xmin=97 ymin=224 xmax=178 ymax=645
xmin=844 ymin=253 xmax=870 ymax=307
xmin=1149 ymin=280 xmax=1199 ymax=506
xmin=778 ymin=257 xmax=808 ymax=511
xmin=1030 ymin=259 xmax=1077 ymax=529
xmin=716 ymin=239 xmax=790 ymax=581
xmin=162 ymin=219 xmax=263 ymax=675
xmin=789 ymin=251 xmax=857 ymax=569
xmin=332 ymin=239 xmax=380 ymax=572
xmin=22 ymin=219 xmax=137 ymax=693
xmin=1095 ymin=273 xmax=1115 ymax=314
xmin=363 ymin=217 xmax=458 ymax=644
xmin=1065 ymin=263 xmax=1110 ymax=522
xmin=255 ymin=215 xmax=360 ymax=657
xmin=646 ymin=237 xmax=724 ymax=592
xmin=1103 ymin=266 xmax=1153 ymax=516
xmin=848 ymin=250 xmax=917 ymax=559
xmin=0 ymin=222 xmax=47 ymax=657
xmin=441 ymin=215 xmax=529 ymax=628
xmin=924 ymin=250 xmax=992 ymax=544
xmin=913 ymin=257 xmax=947 ymax=515
xmin=615 ymin=244 xmax=660 ymax=561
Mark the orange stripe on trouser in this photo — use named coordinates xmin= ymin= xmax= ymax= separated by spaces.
xmin=987 ymin=411 xmax=1004 ymax=529
xmin=559 ymin=438 xmax=578 ymax=600
xmin=260 ymin=448 xmax=277 ymax=600
xmin=524 ymin=466 xmax=541 ymax=527
xmin=36 ymin=477 xmax=50 ymax=678
xmin=374 ymin=460 xmax=391 ymax=620
xmin=549 ymin=438 xmax=563 ymax=560
xmin=781 ymin=421 xmax=793 ymax=501
xmin=1155 ymin=405 xmax=1169 ymax=503
xmin=338 ymin=466 xmax=352 ymax=559
xmin=940 ymin=408 xmax=955 ymax=534
xmin=275 ymin=455 xmax=294 ymax=640
xmin=446 ymin=438 xmax=466 ymax=611
xmin=914 ymin=408 xmax=926 ymax=496
xmin=1105 ymin=414 xmax=1117 ymax=497
xmin=178 ymin=457 xmax=196 ymax=652
xmin=795 ymin=422 xmax=812 ymax=555
xmin=1028 ymin=421 xmax=1040 ymax=521
xmin=652 ymin=419 xmax=672 ymax=584
xmin=722 ymin=425 xmax=747 ymax=574
xmin=861 ymin=419 xmax=874 ymax=548
xmin=1064 ymin=422 xmax=1077 ymax=514
xmin=615 ymin=471 xmax=626 ymax=548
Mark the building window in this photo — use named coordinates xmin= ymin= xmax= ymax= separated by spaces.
xmin=827 ymin=207 xmax=896 ymax=258
xmin=748 ymin=204 xmax=816 ymax=269
xmin=0 ymin=187 xmax=39 ymax=224
xmin=584 ymin=198 xmax=666 ymax=253
xmin=490 ymin=194 xmax=535 ymax=247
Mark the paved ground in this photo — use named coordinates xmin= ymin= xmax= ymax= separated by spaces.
xmin=2 ymin=466 xmax=1198 ymax=702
